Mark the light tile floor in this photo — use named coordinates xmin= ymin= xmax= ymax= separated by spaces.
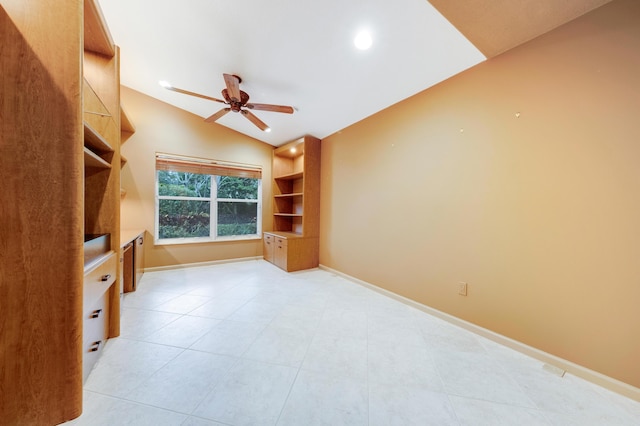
xmin=68 ymin=260 xmax=640 ymax=425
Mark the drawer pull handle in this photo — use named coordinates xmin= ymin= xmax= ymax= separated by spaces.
xmin=90 ymin=309 xmax=102 ymax=319
xmin=101 ymin=274 xmax=111 ymax=282
xmin=89 ymin=341 xmax=101 ymax=352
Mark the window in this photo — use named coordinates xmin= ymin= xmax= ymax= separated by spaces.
xmin=155 ymin=153 xmax=262 ymax=243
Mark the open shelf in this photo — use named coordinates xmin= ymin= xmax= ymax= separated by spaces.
xmin=274 ymin=193 xmax=303 ymax=198
xmin=274 ymin=213 xmax=303 ymax=217
xmin=273 ymin=139 xmax=305 ymax=158
xmin=83 ymin=0 xmax=115 ymax=56
xmin=84 ymin=122 xmax=114 ymax=153
xmin=268 ymin=231 xmax=303 ymax=238
xmin=84 ymin=147 xmax=112 ymax=170
xmin=274 ymin=171 xmax=303 ymax=181
xmin=120 ymin=104 xmax=136 ymax=135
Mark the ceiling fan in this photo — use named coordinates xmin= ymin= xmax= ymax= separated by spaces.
xmin=160 ymin=74 xmax=294 ymax=132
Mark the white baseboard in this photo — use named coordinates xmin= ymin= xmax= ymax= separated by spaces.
xmin=319 ymin=264 xmax=640 ymax=402
xmin=143 ymin=256 xmax=263 ymax=273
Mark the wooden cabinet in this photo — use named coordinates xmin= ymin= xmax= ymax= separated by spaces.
xmin=264 ymin=135 xmax=321 ymax=272
xmin=265 ymin=233 xmax=320 ymax=272
xmin=0 ymin=0 xmax=127 ymax=422
xmin=121 ymin=229 xmax=145 ymax=293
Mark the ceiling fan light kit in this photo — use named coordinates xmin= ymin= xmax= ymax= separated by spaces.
xmin=161 ymin=73 xmax=293 ymax=132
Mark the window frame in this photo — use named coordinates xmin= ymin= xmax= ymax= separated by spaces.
xmin=154 ymin=153 xmax=262 ymax=245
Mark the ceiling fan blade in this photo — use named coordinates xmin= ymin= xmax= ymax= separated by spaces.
xmin=241 ymin=110 xmax=270 ymax=132
xmin=246 ymin=103 xmax=294 ymax=114
xmin=164 ymin=86 xmax=226 ymax=103
xmin=223 ymin=74 xmax=242 ymax=102
xmin=205 ymin=108 xmax=231 ymax=123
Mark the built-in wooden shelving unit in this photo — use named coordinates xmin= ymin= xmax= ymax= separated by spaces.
xmin=82 ymin=0 xmax=123 ymax=382
xmin=263 ymin=135 xmax=321 ymax=272
xmin=0 ymin=0 xmax=130 ymax=423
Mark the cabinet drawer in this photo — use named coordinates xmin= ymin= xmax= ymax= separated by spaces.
xmin=83 ymin=292 xmax=109 ymax=382
xmin=84 ymin=250 xmax=117 ymax=309
xmin=275 ymin=236 xmax=288 ymax=247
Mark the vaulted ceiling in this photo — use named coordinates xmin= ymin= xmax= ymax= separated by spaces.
xmin=99 ymin=0 xmax=611 ymax=146
xmin=429 ymin=0 xmax=612 ymax=57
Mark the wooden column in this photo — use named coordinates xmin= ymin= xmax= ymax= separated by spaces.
xmin=0 ymin=0 xmax=84 ymax=424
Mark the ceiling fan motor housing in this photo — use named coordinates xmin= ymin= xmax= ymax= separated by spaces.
xmin=222 ymin=88 xmax=250 ymax=112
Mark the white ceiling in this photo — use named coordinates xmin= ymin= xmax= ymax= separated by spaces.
xmin=99 ymin=0 xmax=486 ymax=146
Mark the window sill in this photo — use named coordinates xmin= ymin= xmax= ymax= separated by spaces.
xmin=154 ymin=235 xmax=262 ymax=246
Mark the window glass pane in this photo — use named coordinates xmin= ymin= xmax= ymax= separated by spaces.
xmin=217 ymin=202 xmax=258 ymax=236
xmin=216 ymin=176 xmax=258 ymax=200
xmin=158 ymin=171 xmax=211 ymax=197
xmin=159 ymin=199 xmax=210 ymax=238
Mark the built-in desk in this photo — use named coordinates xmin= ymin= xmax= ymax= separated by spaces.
xmin=121 ymin=229 xmax=145 ymax=292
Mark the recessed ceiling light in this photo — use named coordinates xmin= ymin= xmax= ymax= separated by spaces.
xmin=158 ymin=80 xmax=172 ymax=88
xmin=265 ymin=127 xmax=272 ymax=133
xmin=354 ymin=30 xmax=372 ymax=50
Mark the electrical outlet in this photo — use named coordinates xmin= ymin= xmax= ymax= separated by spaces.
xmin=458 ymin=282 xmax=468 ymax=296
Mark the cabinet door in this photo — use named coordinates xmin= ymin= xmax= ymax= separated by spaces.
xmin=122 ymin=242 xmax=134 ymax=293
xmin=274 ymin=237 xmax=288 ymax=270
xmin=263 ymin=234 xmax=274 ymax=263
xmin=134 ymin=235 xmax=144 ymax=287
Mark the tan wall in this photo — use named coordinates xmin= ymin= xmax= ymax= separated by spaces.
xmin=120 ymin=87 xmax=273 ymax=268
xmin=319 ymin=0 xmax=640 ymax=388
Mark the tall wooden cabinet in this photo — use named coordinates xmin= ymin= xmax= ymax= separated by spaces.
xmin=264 ymin=136 xmax=321 ymax=272
xmin=1 ymin=0 xmax=124 ymax=423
